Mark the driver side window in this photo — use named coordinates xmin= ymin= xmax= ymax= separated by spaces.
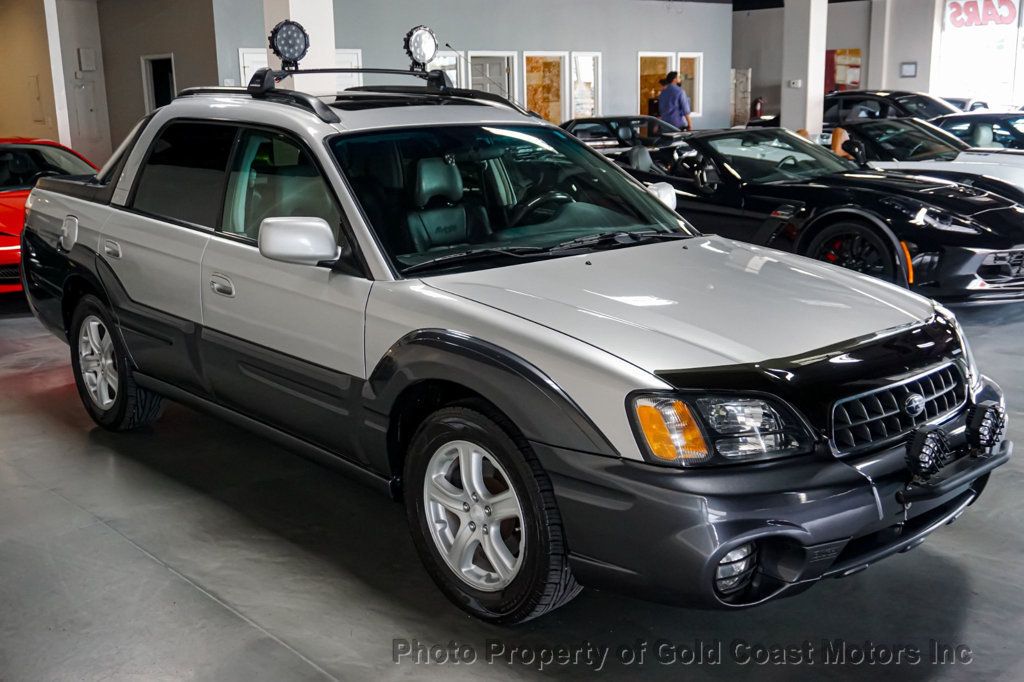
xmin=221 ymin=128 xmax=342 ymax=242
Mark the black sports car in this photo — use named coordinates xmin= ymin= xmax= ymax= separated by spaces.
xmin=747 ymin=90 xmax=959 ymax=132
xmin=614 ymin=127 xmax=1024 ymax=303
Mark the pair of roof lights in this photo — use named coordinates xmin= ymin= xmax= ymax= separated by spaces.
xmin=268 ymin=21 xmax=439 ymax=71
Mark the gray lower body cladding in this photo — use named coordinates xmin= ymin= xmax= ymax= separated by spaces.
xmin=535 ymin=378 xmax=1009 ymax=609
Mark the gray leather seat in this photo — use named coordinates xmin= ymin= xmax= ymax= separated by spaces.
xmin=627 ymin=145 xmax=655 ymax=173
xmin=969 ymin=124 xmax=1003 ymax=148
xmin=405 ymin=158 xmax=490 ymax=252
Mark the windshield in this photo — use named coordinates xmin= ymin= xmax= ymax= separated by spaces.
xmin=609 ymin=118 xmax=681 ymax=138
xmin=0 ymin=144 xmax=93 ymax=191
xmin=703 ymin=129 xmax=856 ymax=183
xmin=854 ymin=120 xmax=964 ymax=161
xmin=894 ymin=94 xmax=957 ymax=119
xmin=330 ymin=125 xmax=693 ymax=274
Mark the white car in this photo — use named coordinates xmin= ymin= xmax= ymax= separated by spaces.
xmin=835 ymin=118 xmax=1024 ymax=199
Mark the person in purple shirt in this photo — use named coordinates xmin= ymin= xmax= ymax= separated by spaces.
xmin=658 ymin=71 xmax=692 ymax=131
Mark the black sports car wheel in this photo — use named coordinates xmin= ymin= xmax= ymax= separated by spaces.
xmin=404 ymin=401 xmax=581 ymax=624
xmin=806 ymin=222 xmax=898 ymax=284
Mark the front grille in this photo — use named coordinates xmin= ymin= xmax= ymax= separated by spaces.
xmin=831 ymin=363 xmax=967 ymax=454
xmin=978 ymin=250 xmax=1024 ymax=283
xmin=0 ymin=264 xmax=19 ymax=283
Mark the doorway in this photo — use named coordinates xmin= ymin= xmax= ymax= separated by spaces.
xmin=638 ymin=53 xmax=672 ymax=116
xmin=141 ymin=54 xmax=175 ymax=113
xmin=469 ymin=52 xmax=517 ymax=101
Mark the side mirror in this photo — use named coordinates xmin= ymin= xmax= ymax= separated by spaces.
xmin=648 ymin=182 xmax=677 ymax=210
xmin=258 ymin=217 xmax=340 ymax=266
xmin=842 ymin=138 xmax=868 ymax=166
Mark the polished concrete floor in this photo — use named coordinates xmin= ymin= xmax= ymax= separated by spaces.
xmin=0 ymin=294 xmax=1022 ymax=682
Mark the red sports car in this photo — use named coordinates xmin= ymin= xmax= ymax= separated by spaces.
xmin=1 ymin=138 xmax=96 ymax=294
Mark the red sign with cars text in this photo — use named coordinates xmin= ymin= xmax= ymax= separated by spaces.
xmin=946 ymin=0 xmax=1019 ymax=28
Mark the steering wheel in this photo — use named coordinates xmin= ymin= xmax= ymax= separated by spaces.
xmin=775 ymin=155 xmax=799 ymax=170
xmin=508 ymin=191 xmax=575 ymax=227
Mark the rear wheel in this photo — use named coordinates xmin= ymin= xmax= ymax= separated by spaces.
xmin=806 ymin=222 xmax=899 ymax=284
xmin=404 ymin=403 xmax=581 ymax=624
xmin=69 ymin=295 xmax=164 ymax=430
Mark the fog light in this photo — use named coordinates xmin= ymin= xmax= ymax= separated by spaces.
xmin=715 ymin=542 xmax=757 ymax=595
xmin=968 ymin=401 xmax=1006 ymax=453
xmin=907 ymin=428 xmax=949 ymax=479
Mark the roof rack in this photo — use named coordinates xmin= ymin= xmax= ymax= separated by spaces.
xmin=177 ymin=66 xmax=530 ymax=123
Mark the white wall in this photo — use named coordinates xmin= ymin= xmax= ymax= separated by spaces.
xmin=53 ymin=0 xmax=112 ymax=162
xmin=885 ymin=0 xmax=942 ymax=91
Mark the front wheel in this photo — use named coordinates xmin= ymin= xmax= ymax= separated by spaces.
xmin=805 ymin=222 xmax=900 ymax=284
xmin=404 ymin=403 xmax=581 ymax=624
xmin=69 ymin=295 xmax=164 ymax=430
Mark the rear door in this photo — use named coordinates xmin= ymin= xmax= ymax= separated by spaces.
xmin=199 ymin=126 xmax=372 ymax=461
xmin=104 ymin=120 xmax=238 ymax=393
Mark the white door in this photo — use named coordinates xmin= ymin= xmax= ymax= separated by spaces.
xmin=470 ymin=55 xmax=513 ymax=99
xmin=335 ymin=49 xmax=363 ymax=92
xmin=239 ymin=48 xmax=269 ymax=86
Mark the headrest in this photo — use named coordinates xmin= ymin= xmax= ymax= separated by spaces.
xmin=627 ymin=145 xmax=654 ymax=173
xmin=414 ymin=158 xmax=463 ymax=208
xmin=616 ymin=126 xmax=636 ymax=145
xmin=970 ymin=124 xmax=994 ymax=146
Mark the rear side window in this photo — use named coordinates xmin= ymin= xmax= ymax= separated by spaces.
xmin=132 ymin=122 xmax=236 ymax=228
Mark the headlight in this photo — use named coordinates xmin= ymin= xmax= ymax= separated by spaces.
xmin=630 ymin=394 xmax=813 ymax=467
xmin=879 ymin=197 xmax=981 ymax=234
xmin=935 ymin=304 xmax=980 ymax=389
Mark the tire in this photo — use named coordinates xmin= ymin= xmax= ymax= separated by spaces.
xmin=69 ymin=295 xmax=164 ymax=431
xmin=404 ymin=402 xmax=581 ymax=624
xmin=805 ymin=221 xmax=900 ymax=284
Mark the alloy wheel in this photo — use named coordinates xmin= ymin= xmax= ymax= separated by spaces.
xmin=78 ymin=314 xmax=118 ymax=410
xmin=814 ymin=233 xmax=891 ymax=279
xmin=422 ymin=439 xmax=525 ymax=591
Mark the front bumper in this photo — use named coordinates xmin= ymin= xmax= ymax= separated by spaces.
xmin=912 ymin=246 xmax=1024 ymax=304
xmin=535 ymin=378 xmax=1010 ymax=609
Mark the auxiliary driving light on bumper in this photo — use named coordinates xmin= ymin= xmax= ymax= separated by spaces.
xmin=968 ymin=400 xmax=1007 ymax=453
xmin=906 ymin=428 xmax=950 ymax=479
xmin=715 ymin=542 xmax=758 ymax=595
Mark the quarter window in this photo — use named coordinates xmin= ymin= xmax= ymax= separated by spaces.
xmin=132 ymin=122 xmax=236 ymax=228
xmin=220 ymin=129 xmax=342 ymax=241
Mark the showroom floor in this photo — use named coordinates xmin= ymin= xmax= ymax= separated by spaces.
xmin=0 ymin=294 xmax=1021 ymax=682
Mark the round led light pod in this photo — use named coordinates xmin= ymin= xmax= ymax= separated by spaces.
xmin=404 ymin=25 xmax=438 ymax=69
xmin=906 ymin=428 xmax=948 ymax=479
xmin=269 ymin=19 xmax=310 ymax=70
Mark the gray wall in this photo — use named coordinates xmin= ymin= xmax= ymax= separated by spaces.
xmin=212 ymin=0 xmax=734 ymax=127
xmin=97 ymin=0 xmax=219 ymax=144
xmin=733 ymin=1 xmax=872 ymax=114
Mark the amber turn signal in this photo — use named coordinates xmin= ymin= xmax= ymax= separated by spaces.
xmin=634 ymin=397 xmax=710 ymax=464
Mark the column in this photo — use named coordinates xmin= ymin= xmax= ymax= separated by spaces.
xmin=263 ymin=0 xmax=336 ymax=95
xmin=780 ymin=0 xmax=828 ymax=134
xmin=866 ymin=0 xmax=891 ymax=89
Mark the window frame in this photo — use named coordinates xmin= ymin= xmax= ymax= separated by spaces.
xmin=467 ymin=50 xmax=520 ymax=103
xmin=637 ymin=51 xmax=675 ymax=116
xmin=569 ymin=51 xmax=602 ymax=119
xmin=140 ymin=53 xmax=177 ymax=114
xmin=677 ymin=52 xmax=703 ymax=118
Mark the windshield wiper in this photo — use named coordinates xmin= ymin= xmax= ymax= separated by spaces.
xmin=543 ymin=230 xmax=693 ymax=253
xmin=400 ymin=246 xmax=548 ymax=274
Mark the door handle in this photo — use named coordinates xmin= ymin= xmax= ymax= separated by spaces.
xmin=103 ymin=239 xmax=122 ymax=259
xmin=209 ymin=274 xmax=235 ymax=298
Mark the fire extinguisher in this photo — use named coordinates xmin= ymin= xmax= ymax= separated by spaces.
xmin=750 ymin=97 xmax=765 ymax=120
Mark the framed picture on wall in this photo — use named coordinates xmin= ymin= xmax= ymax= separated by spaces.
xmin=900 ymin=61 xmax=918 ymax=78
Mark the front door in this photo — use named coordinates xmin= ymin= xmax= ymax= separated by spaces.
xmin=199 ymin=126 xmax=372 ymax=461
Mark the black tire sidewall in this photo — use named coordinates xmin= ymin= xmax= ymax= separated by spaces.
xmin=69 ymin=295 xmax=131 ymax=428
xmin=404 ymin=408 xmax=549 ymax=623
xmin=806 ymin=222 xmax=899 ymax=284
